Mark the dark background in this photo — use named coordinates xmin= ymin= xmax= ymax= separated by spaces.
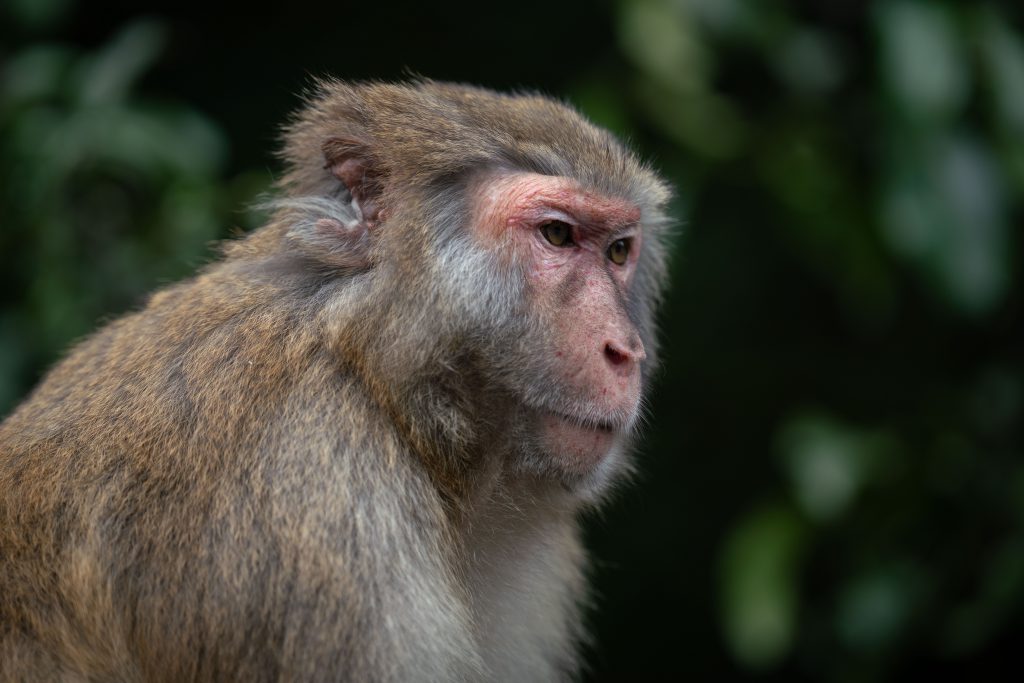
xmin=2 ymin=0 xmax=1022 ymax=679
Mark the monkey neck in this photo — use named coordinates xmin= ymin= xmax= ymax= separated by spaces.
xmin=324 ymin=280 xmax=506 ymax=507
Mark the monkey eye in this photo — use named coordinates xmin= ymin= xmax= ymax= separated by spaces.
xmin=539 ymin=220 xmax=573 ymax=247
xmin=608 ymin=238 xmax=631 ymax=265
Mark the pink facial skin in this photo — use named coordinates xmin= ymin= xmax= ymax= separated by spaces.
xmin=473 ymin=172 xmax=646 ymax=474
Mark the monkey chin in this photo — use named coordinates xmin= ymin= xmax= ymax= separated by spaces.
xmin=538 ymin=412 xmax=621 ymax=480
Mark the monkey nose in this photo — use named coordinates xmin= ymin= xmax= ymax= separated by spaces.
xmin=603 ymin=337 xmax=645 ymax=369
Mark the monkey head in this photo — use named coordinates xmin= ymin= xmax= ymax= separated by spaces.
xmin=278 ymin=80 xmax=672 ymax=499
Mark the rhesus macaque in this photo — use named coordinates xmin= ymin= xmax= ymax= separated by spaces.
xmin=0 ymin=80 xmax=671 ymax=682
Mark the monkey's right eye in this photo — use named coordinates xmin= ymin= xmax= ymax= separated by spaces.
xmin=540 ymin=221 xmax=573 ymax=247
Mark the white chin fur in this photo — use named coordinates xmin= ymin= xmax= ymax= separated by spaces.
xmin=566 ymin=435 xmax=631 ymax=503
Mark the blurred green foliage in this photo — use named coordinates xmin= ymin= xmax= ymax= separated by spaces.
xmin=0 ymin=18 xmax=267 ymax=409
xmin=1 ymin=0 xmax=1021 ymax=679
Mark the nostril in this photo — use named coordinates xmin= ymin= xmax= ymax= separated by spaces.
xmin=604 ymin=343 xmax=629 ymax=366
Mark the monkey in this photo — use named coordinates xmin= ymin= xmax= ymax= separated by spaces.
xmin=0 ymin=80 xmax=672 ymax=682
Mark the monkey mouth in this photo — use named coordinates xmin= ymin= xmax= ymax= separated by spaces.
xmin=544 ymin=409 xmax=620 ymax=434
xmin=536 ymin=409 xmax=624 ymax=469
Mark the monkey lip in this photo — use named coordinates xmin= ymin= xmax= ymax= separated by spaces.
xmin=537 ymin=410 xmax=622 ymax=469
xmin=543 ymin=409 xmax=621 ymax=434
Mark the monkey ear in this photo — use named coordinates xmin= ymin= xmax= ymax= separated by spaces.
xmin=322 ymin=136 xmax=385 ymax=228
xmin=284 ymin=137 xmax=387 ymax=271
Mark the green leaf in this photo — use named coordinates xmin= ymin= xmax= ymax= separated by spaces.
xmin=876 ymin=1 xmax=968 ymax=121
xmin=719 ymin=503 xmax=806 ymax=669
xmin=74 ymin=20 xmax=167 ymax=105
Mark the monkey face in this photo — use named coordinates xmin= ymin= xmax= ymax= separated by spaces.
xmin=471 ymin=172 xmax=648 ymax=487
xmin=285 ymin=82 xmax=670 ymax=497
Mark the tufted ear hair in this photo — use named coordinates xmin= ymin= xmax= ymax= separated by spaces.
xmin=322 ymin=136 xmax=386 ymax=229
xmin=281 ymin=136 xmax=388 ymax=271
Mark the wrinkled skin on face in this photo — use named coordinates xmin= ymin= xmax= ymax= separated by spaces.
xmin=473 ymin=172 xmax=646 ymax=478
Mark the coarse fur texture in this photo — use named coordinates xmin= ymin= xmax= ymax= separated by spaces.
xmin=0 ymin=79 xmax=672 ymax=682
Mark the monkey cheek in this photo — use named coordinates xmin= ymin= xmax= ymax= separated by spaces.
xmin=538 ymin=413 xmax=616 ymax=474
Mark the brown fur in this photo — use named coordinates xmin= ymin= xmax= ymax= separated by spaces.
xmin=0 ymin=80 xmax=671 ymax=682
